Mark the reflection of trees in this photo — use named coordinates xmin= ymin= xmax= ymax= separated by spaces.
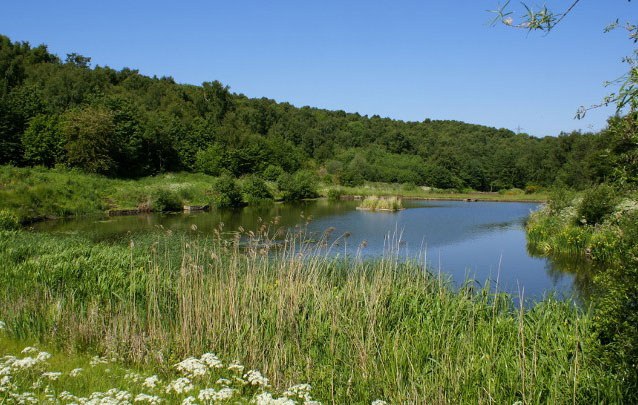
xmin=528 ymin=244 xmax=604 ymax=302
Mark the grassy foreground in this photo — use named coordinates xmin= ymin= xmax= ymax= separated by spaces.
xmin=0 ymin=224 xmax=627 ymax=403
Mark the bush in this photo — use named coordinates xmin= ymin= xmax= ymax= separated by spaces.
xmin=277 ymin=170 xmax=318 ymax=201
xmin=0 ymin=210 xmax=20 ymax=230
xmin=577 ymin=185 xmax=617 ymax=225
xmin=151 ymin=188 xmax=183 ymax=212
xmin=211 ymin=175 xmax=244 ymax=208
xmin=327 ymin=188 xmax=343 ymax=201
xmin=262 ymin=165 xmax=284 ymax=182
xmin=525 ymin=184 xmax=542 ymax=194
xmin=548 ymin=188 xmax=574 ymax=215
xmin=242 ymin=175 xmax=273 ymax=204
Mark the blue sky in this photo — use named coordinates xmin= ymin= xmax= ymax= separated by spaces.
xmin=1 ymin=0 xmax=634 ymax=136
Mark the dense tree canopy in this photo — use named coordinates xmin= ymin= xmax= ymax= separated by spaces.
xmin=0 ymin=34 xmax=623 ymax=190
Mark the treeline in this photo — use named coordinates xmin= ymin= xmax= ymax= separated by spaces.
xmin=0 ymin=35 xmax=620 ymax=190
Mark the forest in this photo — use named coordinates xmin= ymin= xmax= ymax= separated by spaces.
xmin=0 ymin=34 xmax=619 ymax=191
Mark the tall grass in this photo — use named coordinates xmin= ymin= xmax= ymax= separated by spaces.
xmin=0 ymin=166 xmax=217 ymax=220
xmin=358 ymin=196 xmax=403 ymax=211
xmin=0 ymin=226 xmax=625 ymax=403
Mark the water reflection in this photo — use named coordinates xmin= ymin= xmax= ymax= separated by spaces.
xmin=33 ymin=199 xmax=593 ymax=302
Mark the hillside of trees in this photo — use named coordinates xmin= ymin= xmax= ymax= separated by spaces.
xmin=0 ymin=34 xmax=617 ymax=190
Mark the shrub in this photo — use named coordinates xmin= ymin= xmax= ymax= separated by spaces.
xmin=277 ymin=170 xmax=318 ymax=201
xmin=262 ymin=165 xmax=284 ymax=182
xmin=577 ymin=185 xmax=617 ymax=225
xmin=525 ymin=184 xmax=542 ymax=194
xmin=211 ymin=175 xmax=244 ymax=208
xmin=242 ymin=175 xmax=273 ymax=204
xmin=548 ymin=188 xmax=574 ymax=215
xmin=327 ymin=188 xmax=343 ymax=201
xmin=151 ymin=188 xmax=183 ymax=212
xmin=0 ymin=210 xmax=20 ymax=230
xmin=340 ymin=167 xmax=364 ymax=187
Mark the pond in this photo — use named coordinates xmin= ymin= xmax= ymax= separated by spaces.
xmin=33 ymin=199 xmax=595 ymax=302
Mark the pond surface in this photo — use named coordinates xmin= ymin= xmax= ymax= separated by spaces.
xmin=33 ymin=199 xmax=595 ymax=302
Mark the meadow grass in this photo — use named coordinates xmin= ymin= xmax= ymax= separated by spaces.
xmin=0 ymin=225 xmax=626 ymax=403
xmin=357 ymin=196 xmax=403 ymax=211
xmin=0 ymin=165 xmax=217 ymax=221
xmin=322 ymin=182 xmax=547 ymax=202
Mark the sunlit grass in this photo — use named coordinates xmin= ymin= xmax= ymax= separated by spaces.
xmin=357 ymin=196 xmax=403 ymax=211
xmin=0 ymin=225 xmax=625 ymax=403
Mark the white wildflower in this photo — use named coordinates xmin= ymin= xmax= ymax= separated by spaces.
xmin=215 ymin=378 xmax=232 ymax=386
xmin=244 ymin=369 xmax=269 ymax=387
xmin=227 ymin=361 xmax=244 ymax=374
xmin=254 ymin=392 xmax=295 ymax=405
xmin=125 ymin=371 xmax=143 ymax=383
xmin=42 ymin=371 xmax=62 ymax=381
xmin=213 ymin=387 xmax=236 ymax=401
xmin=165 ymin=377 xmax=194 ymax=395
xmin=0 ymin=321 xmax=5 ymax=330
xmin=12 ymin=391 xmax=39 ymax=404
xmin=36 ymin=351 xmax=51 ymax=362
xmin=371 ymin=401 xmax=388 ymax=405
xmin=143 ymin=375 xmax=161 ymax=389
xmin=90 ymin=355 xmax=109 ymax=367
xmin=283 ymin=383 xmax=313 ymax=401
xmin=504 ymin=17 xmax=513 ymax=25
xmin=304 ymin=401 xmax=322 ymax=405
xmin=200 ymin=353 xmax=223 ymax=369
xmin=176 ymin=357 xmax=208 ymax=377
xmin=181 ymin=396 xmax=197 ymax=405
xmin=70 ymin=368 xmax=83 ymax=377
xmin=21 ymin=346 xmax=39 ymax=355
xmin=198 ymin=388 xmax=217 ymax=401
xmin=12 ymin=357 xmax=38 ymax=369
xmin=134 ymin=393 xmax=163 ymax=403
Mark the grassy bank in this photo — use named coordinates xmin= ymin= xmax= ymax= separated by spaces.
xmin=0 ymin=166 xmax=547 ymax=224
xmin=0 ymin=226 xmax=628 ymax=403
xmin=526 ymin=189 xmax=638 ymax=263
xmin=0 ymin=165 xmax=217 ymax=221
xmin=323 ymin=182 xmax=547 ymax=202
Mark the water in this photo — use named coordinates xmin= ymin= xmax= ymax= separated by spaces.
xmin=33 ymin=199 xmax=595 ymax=301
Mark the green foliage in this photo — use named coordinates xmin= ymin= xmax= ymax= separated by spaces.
xmin=211 ymin=174 xmax=244 ymax=208
xmin=577 ymin=185 xmax=618 ymax=226
xmin=0 ymin=229 xmax=629 ymax=403
xmin=0 ymin=34 xmax=626 ymax=191
xmin=0 ymin=209 xmax=20 ymax=230
xmin=261 ymin=164 xmax=284 ymax=182
xmin=150 ymin=187 xmax=183 ymax=212
xmin=277 ymin=170 xmax=318 ymax=201
xmin=548 ymin=187 xmax=574 ymax=215
xmin=327 ymin=187 xmax=343 ymax=201
xmin=525 ymin=184 xmax=542 ymax=194
xmin=241 ymin=175 xmax=272 ymax=204
xmin=61 ymin=106 xmax=117 ymax=174
xmin=22 ymin=114 xmax=64 ymax=167
xmin=194 ymin=144 xmax=224 ymax=176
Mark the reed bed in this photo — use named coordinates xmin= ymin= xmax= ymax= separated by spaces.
xmin=357 ymin=196 xmax=403 ymax=211
xmin=0 ymin=225 xmax=625 ymax=403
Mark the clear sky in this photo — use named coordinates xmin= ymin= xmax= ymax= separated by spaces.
xmin=1 ymin=1 xmax=634 ymax=137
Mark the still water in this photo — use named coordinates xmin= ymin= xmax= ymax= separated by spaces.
xmin=33 ymin=199 xmax=594 ymax=301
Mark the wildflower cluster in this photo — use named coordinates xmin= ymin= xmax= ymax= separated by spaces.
xmin=0 ymin=343 xmax=374 ymax=404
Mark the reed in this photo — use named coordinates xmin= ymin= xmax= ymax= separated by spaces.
xmin=0 ymin=226 xmax=626 ymax=403
xmin=357 ymin=196 xmax=403 ymax=211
